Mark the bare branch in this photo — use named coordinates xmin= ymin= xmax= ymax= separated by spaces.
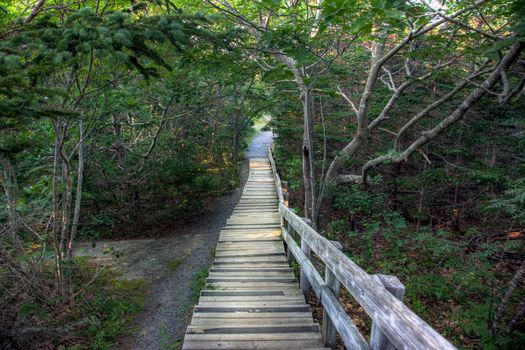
xmin=336 ymin=174 xmax=363 ymax=184
xmin=492 ymin=259 xmax=525 ymax=334
xmin=395 ymin=65 xmax=493 ymax=148
xmin=337 ymin=86 xmax=359 ymax=115
xmin=499 ymin=74 xmax=525 ymax=104
xmin=361 ymin=42 xmax=524 ymax=181
xmin=418 ymin=0 xmax=502 ymax=40
xmin=378 ymin=0 xmax=490 ymax=69
xmin=24 ymin=0 xmax=46 ymax=24
xmin=381 ymin=67 xmax=397 ymax=91
xmin=309 ymin=0 xmax=324 ymax=38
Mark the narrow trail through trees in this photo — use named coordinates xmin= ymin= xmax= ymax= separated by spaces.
xmin=247 ymin=131 xmax=273 ymax=158
xmin=181 ymin=156 xmax=326 ymax=350
xmin=76 ymin=134 xmax=272 ymax=349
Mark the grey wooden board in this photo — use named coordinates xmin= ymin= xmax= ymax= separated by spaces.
xmin=190 ymin=319 xmax=316 ymax=326
xmin=182 ymin=340 xmax=327 ymax=349
xmin=201 ymin=289 xmax=304 ymax=297
xmin=182 ymin=157 xmax=323 ymax=350
xmin=191 ymin=312 xmax=314 ymax=318
xmin=208 ymin=272 xmax=295 ymax=277
xmin=183 ymin=333 xmax=322 ymax=341
xmin=281 ymin=203 xmax=456 ymax=350
xmin=198 ymin=296 xmax=304 ymax=302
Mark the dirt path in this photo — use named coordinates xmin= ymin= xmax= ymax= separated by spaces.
xmin=247 ymin=130 xmax=273 ymax=158
xmin=77 ymin=131 xmax=273 ymax=350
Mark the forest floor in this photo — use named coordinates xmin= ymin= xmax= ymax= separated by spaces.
xmin=76 ymin=130 xmax=273 ymax=350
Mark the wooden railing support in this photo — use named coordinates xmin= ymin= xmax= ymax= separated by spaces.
xmin=323 ymin=240 xmax=343 ymax=349
xmin=300 ymin=239 xmax=312 ymax=298
xmin=281 ymin=227 xmax=370 ymax=350
xmin=300 ymin=217 xmax=313 ymax=297
xmin=370 ymin=274 xmax=406 ymax=350
xmin=269 ymin=146 xmax=455 ymax=350
xmin=286 ymin=225 xmax=294 ymax=264
xmin=282 ymin=181 xmax=289 ymax=208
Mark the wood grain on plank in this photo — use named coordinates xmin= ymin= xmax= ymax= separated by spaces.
xmin=182 ymin=158 xmax=324 ymax=350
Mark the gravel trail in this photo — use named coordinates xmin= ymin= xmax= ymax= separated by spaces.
xmin=125 ymin=161 xmax=250 ymax=350
xmin=78 ymin=131 xmax=273 ymax=350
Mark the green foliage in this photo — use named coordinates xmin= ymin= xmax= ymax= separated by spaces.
xmin=408 ymin=274 xmax=455 ymax=301
xmin=282 ymin=156 xmax=303 ymax=189
xmin=333 ymin=184 xmax=383 ymax=215
xmin=453 ymin=302 xmax=525 ymax=350
xmin=326 ymin=219 xmax=346 ymax=239
xmin=167 ymin=258 xmax=184 ymax=272
xmin=77 ymin=267 xmax=147 ymax=349
xmin=191 ymin=268 xmax=210 ymax=301
xmin=483 ymin=179 xmax=525 ymax=225
xmin=159 ymin=322 xmax=182 ymax=350
xmin=1 ymin=0 xmax=524 ymax=349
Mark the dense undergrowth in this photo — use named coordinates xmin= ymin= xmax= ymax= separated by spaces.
xmin=274 ymin=138 xmax=525 ymax=348
xmin=2 ymin=0 xmax=525 ymax=348
xmin=0 ymin=252 xmax=146 ymax=349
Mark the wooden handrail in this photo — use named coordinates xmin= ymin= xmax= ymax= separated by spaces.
xmin=268 ymin=147 xmax=456 ymax=350
xmin=281 ymin=225 xmax=370 ymax=350
xmin=268 ymin=147 xmax=284 ymax=204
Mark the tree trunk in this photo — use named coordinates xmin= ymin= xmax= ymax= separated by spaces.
xmin=232 ymin=108 xmax=240 ymax=163
xmin=51 ymin=119 xmax=64 ymax=290
xmin=302 ymin=87 xmax=316 ymax=228
xmin=323 ymin=41 xmax=385 ymax=184
xmin=491 ymin=259 xmax=525 ymax=335
xmin=0 ymin=157 xmax=19 ymax=244
xmin=67 ymin=119 xmax=85 ymax=261
xmin=59 ymin=158 xmax=73 ymax=262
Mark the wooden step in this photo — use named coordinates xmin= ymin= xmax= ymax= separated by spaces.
xmin=182 ymin=340 xmax=326 ymax=349
xmin=182 ymin=154 xmax=323 ymax=349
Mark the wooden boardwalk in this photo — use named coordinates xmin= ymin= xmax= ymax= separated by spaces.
xmin=182 ymin=158 xmax=327 ymax=349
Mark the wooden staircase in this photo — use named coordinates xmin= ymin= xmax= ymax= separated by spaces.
xmin=182 ymin=157 xmax=328 ymax=349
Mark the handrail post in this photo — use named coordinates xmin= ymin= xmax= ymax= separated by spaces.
xmin=370 ymin=274 xmax=406 ymax=350
xmin=282 ymin=184 xmax=288 ymax=243
xmin=286 ymin=225 xmax=294 ymax=264
xmin=282 ymin=181 xmax=289 ymax=207
xmin=323 ymin=240 xmax=343 ymax=349
xmin=299 ymin=217 xmax=312 ymax=297
xmin=300 ymin=240 xmax=311 ymax=297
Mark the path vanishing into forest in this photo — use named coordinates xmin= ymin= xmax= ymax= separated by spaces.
xmin=75 ymin=129 xmax=456 ymax=350
xmin=76 ymin=131 xmax=273 ymax=350
xmin=180 ymin=156 xmax=327 ymax=350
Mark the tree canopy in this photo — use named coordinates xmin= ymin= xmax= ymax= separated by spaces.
xmin=1 ymin=0 xmax=524 ymax=348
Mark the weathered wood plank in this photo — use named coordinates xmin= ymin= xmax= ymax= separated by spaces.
xmin=190 ymin=319 xmax=316 ymax=326
xmin=182 ymin=339 xmax=326 ymax=349
xmin=215 ymin=244 xmax=282 ymax=249
xmin=281 ymin=204 xmax=456 ymax=350
xmin=198 ymin=296 xmax=304 ymax=303
xmin=214 ymin=251 xmax=284 ymax=258
xmin=323 ymin=240 xmax=343 ymax=349
xmin=208 ymin=272 xmax=295 ymax=278
xmin=186 ymin=324 xmax=321 ymax=335
xmin=300 ymin=238 xmax=312 ymax=297
xmin=183 ymin=333 xmax=322 ymax=341
xmin=197 ymin=301 xmax=307 ymax=307
xmin=206 ymin=282 xmax=300 ymax=288
xmin=194 ymin=306 xmax=311 ymax=313
xmin=370 ymin=274 xmax=406 ymax=350
xmin=209 ymin=271 xmax=295 ymax=278
xmin=213 ymin=256 xmax=288 ymax=263
xmin=182 ymin=156 xmax=325 ymax=350
xmin=281 ymin=227 xmax=370 ymax=350
xmin=190 ymin=311 xmax=314 ymax=319
xmin=200 ymin=290 xmax=303 ymax=297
